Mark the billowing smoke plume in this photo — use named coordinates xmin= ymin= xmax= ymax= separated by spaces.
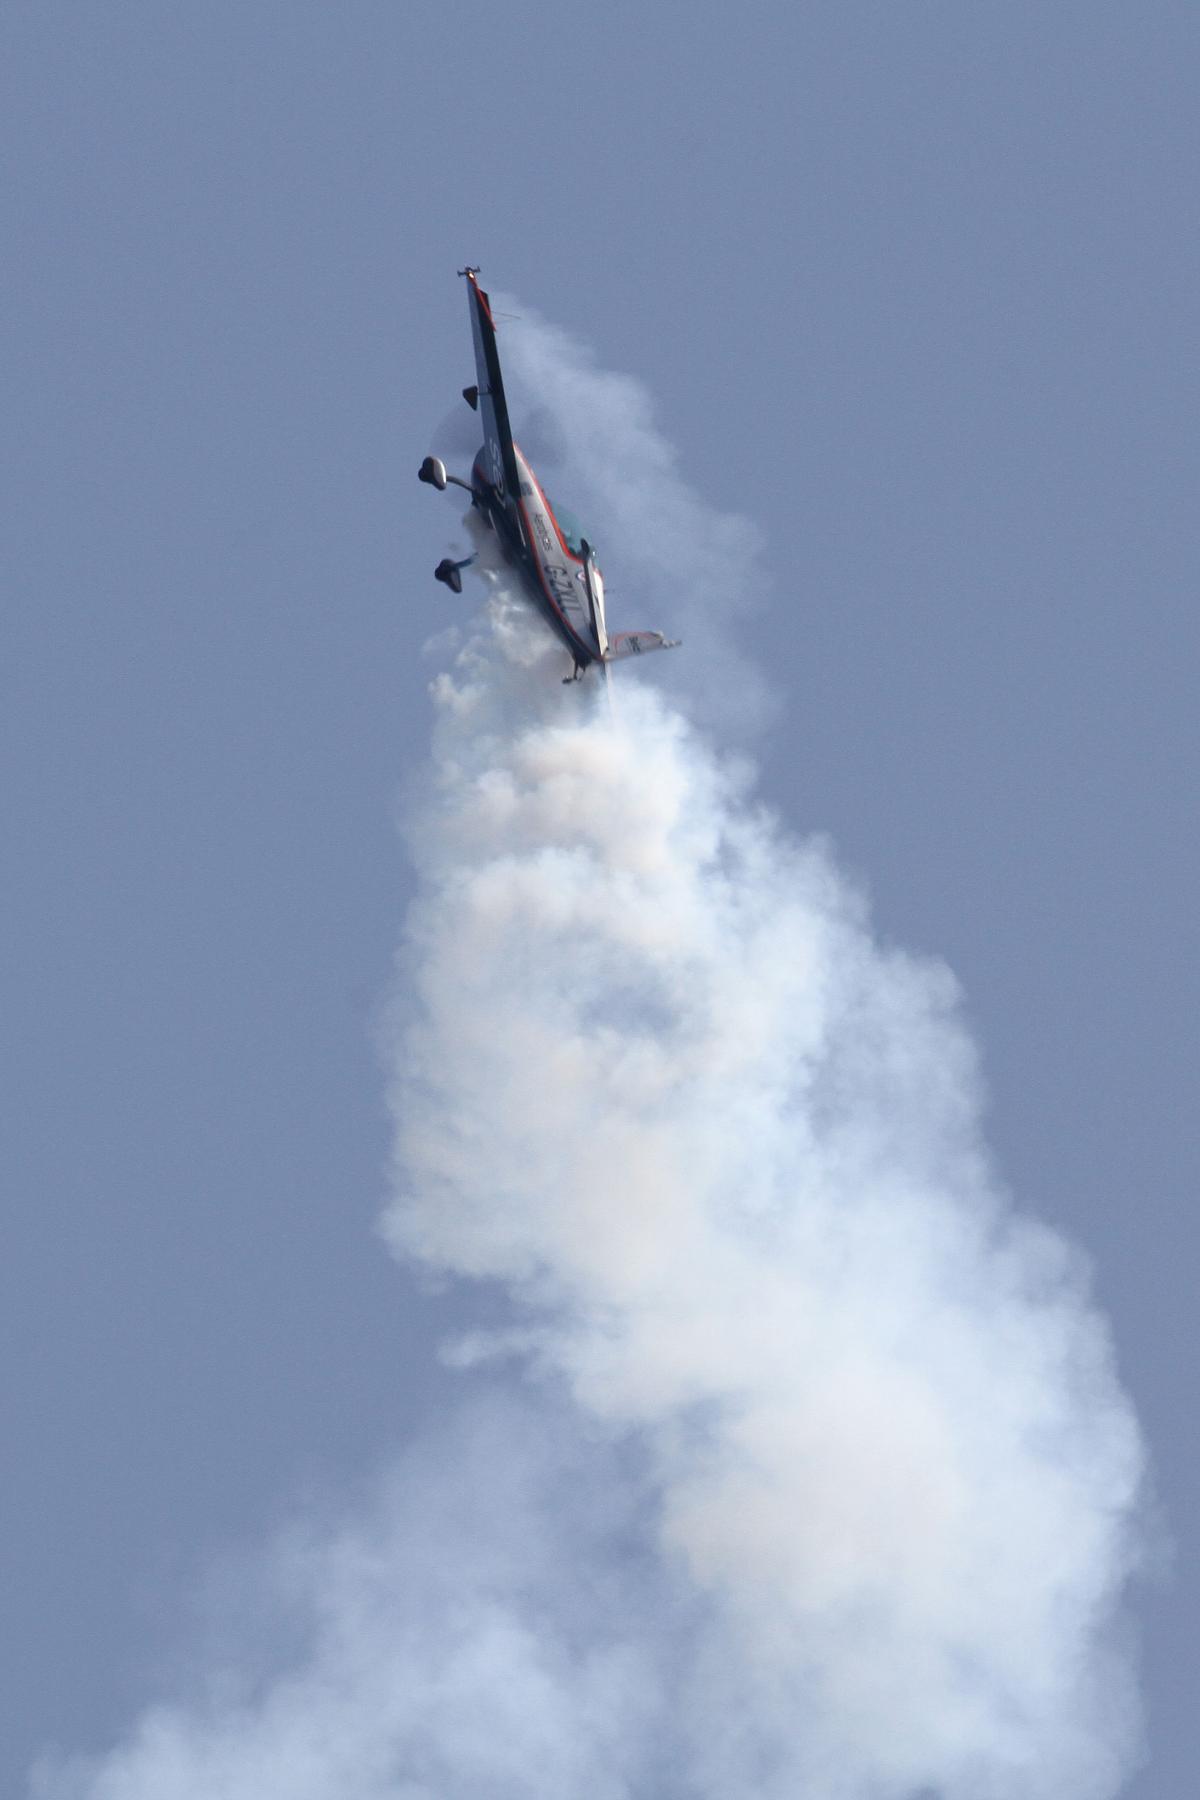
xmin=385 ymin=601 xmax=1144 ymax=1799
xmin=31 ymin=314 xmax=1145 ymax=1800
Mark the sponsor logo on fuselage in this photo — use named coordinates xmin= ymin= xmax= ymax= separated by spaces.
xmin=531 ymin=511 xmax=555 ymax=556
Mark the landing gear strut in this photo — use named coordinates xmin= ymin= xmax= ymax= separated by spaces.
xmin=419 ymin=455 xmax=477 ymax=497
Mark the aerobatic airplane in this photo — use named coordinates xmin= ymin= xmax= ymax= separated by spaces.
xmin=419 ymin=268 xmax=679 ymax=683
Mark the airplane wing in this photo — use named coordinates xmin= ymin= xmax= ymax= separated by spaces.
xmin=462 ymin=269 xmax=523 ymax=525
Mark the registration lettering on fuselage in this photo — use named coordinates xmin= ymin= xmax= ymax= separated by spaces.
xmin=542 ymin=561 xmax=579 ymax=613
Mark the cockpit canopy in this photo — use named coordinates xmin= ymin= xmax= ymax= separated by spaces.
xmin=549 ymin=500 xmax=588 ymax=556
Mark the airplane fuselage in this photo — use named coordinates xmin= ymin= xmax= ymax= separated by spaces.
xmin=471 ymin=442 xmax=605 ymax=673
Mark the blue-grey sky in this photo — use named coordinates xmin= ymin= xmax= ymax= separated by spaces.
xmin=3 ymin=4 xmax=1195 ymax=1796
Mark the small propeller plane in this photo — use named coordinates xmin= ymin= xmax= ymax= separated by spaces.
xmin=419 ymin=268 xmax=679 ymax=683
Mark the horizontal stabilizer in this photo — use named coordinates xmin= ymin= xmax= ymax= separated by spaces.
xmin=603 ymin=630 xmax=681 ymax=663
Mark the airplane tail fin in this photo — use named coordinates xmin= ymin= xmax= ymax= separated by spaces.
xmin=579 ymin=540 xmax=609 ymax=661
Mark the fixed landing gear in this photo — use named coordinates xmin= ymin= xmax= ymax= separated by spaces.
xmin=562 ymin=662 xmax=584 ymax=685
xmin=434 ymin=555 xmax=476 ymax=595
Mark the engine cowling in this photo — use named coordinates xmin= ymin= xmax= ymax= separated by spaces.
xmin=418 ymin=455 xmax=448 ymax=491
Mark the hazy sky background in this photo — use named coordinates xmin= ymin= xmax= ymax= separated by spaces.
xmin=2 ymin=4 xmax=1195 ymax=1795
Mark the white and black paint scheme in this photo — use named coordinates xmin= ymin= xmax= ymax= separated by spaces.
xmin=419 ymin=269 xmax=679 ymax=683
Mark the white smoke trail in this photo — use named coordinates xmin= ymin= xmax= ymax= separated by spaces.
xmin=383 ymin=601 xmax=1144 ymax=1800
xmin=31 ymin=314 xmax=1145 ymax=1800
xmin=30 ymin=1396 xmax=683 ymax=1800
